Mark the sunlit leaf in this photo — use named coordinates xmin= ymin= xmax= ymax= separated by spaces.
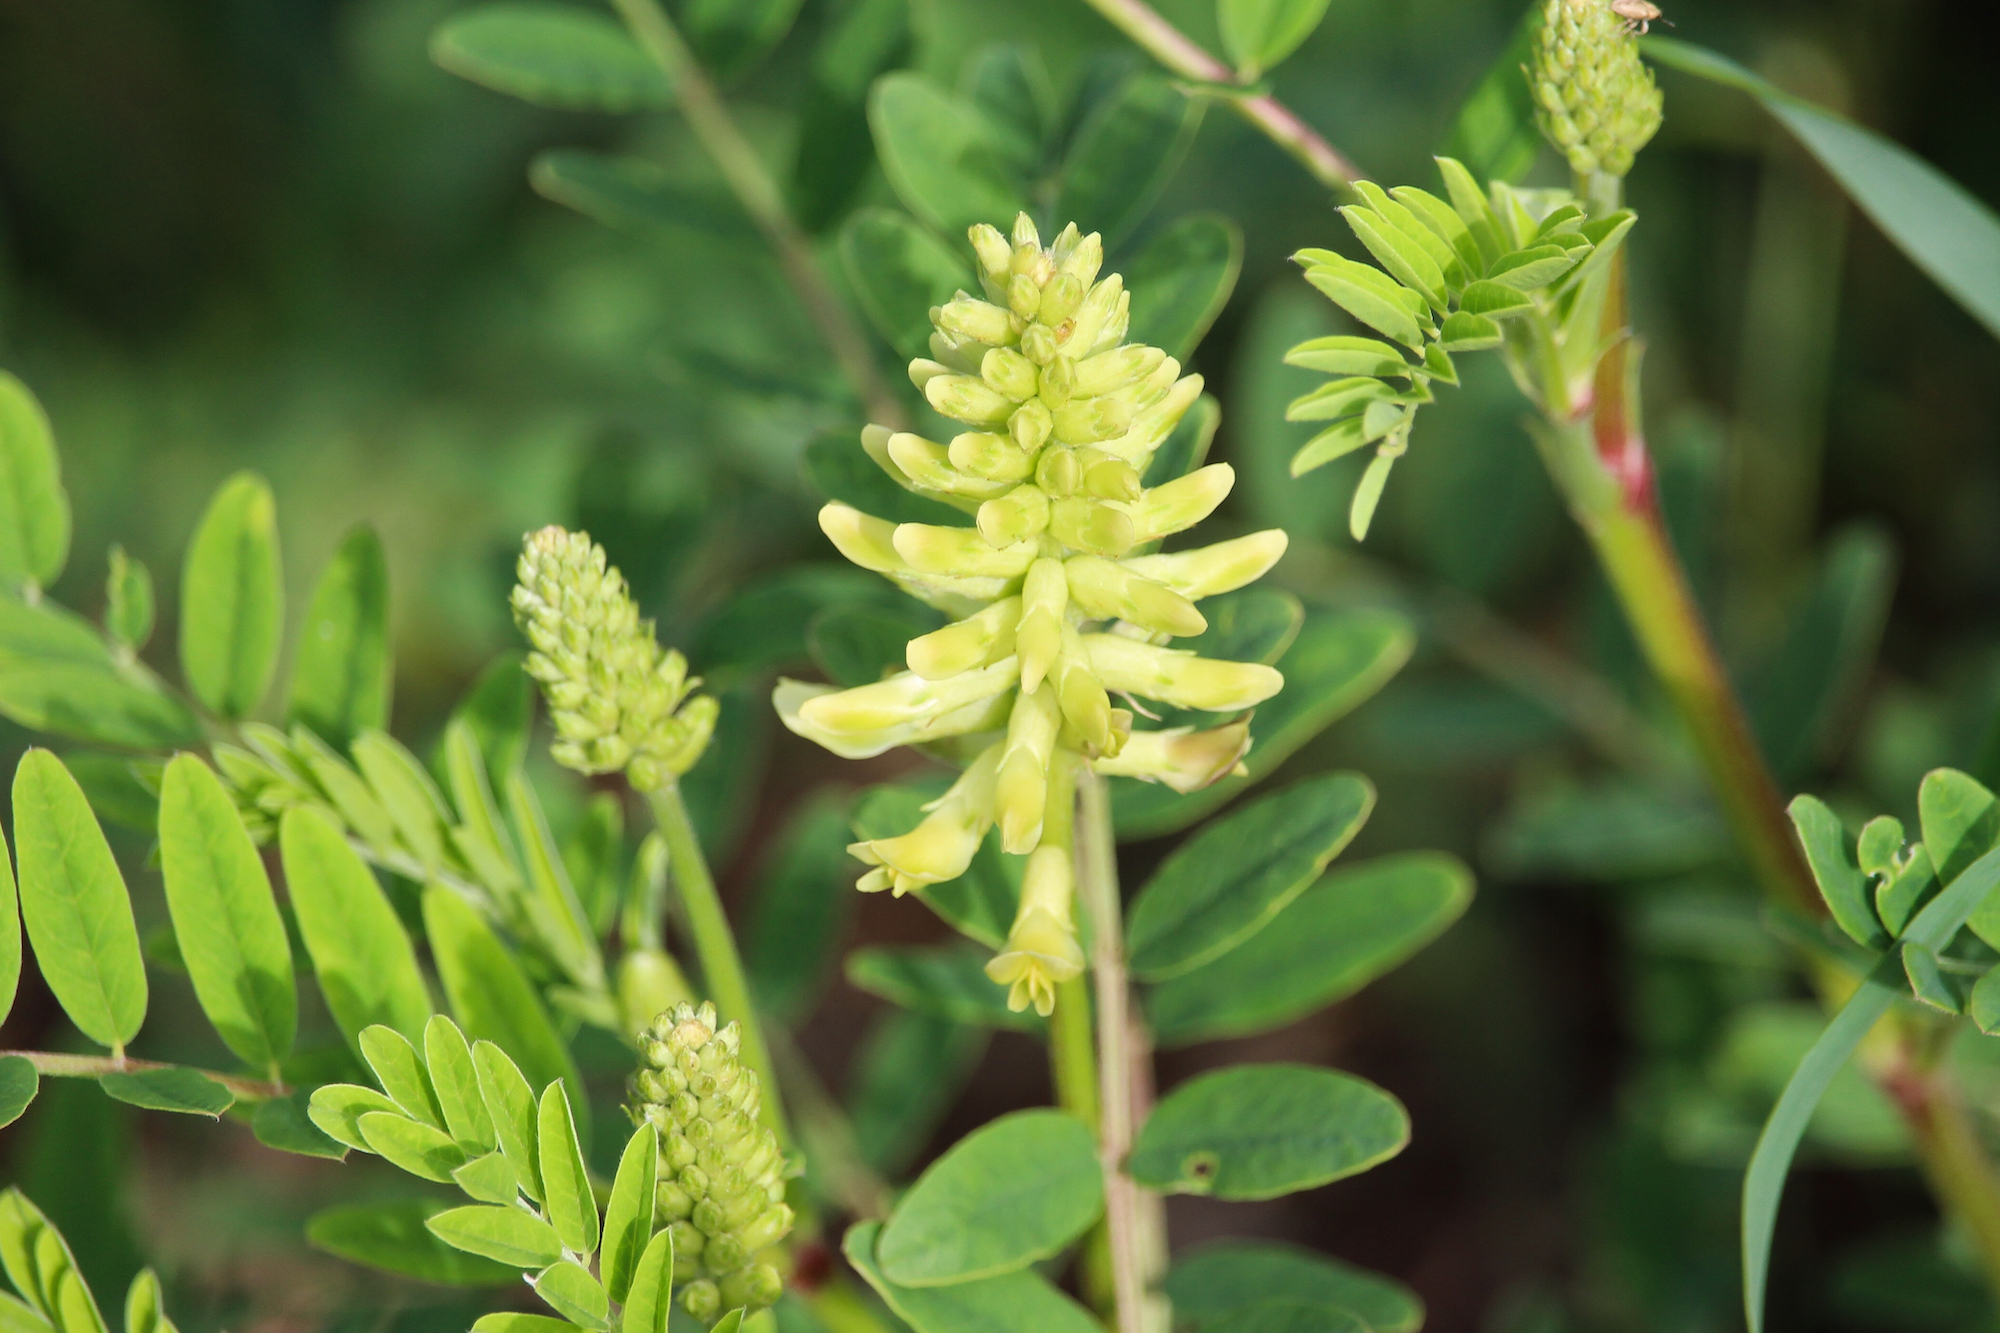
xmin=1125 ymin=214 xmax=1243 ymax=360
xmin=287 ymin=525 xmax=391 ymax=751
xmin=868 ymin=73 xmax=1026 ymax=240
xmin=306 ymin=1199 xmax=517 ymax=1286
xmin=0 ymin=372 xmax=71 ymax=593
xmin=431 ymin=5 xmax=673 ymax=113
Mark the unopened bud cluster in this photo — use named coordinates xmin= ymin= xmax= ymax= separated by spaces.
xmin=629 ymin=1002 xmax=792 ymax=1320
xmin=512 ymin=528 xmax=717 ymax=790
xmin=776 ymin=214 xmax=1288 ymax=1015
xmin=1529 ymin=0 xmax=1664 ymax=177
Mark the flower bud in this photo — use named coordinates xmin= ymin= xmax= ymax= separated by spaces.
xmin=619 ymin=947 xmax=695 ymax=1040
xmin=1096 ymin=373 xmax=1204 ymax=464
xmin=970 ymin=224 xmax=1011 ymax=280
xmin=1127 ymin=464 xmax=1234 ymax=544
xmin=1530 ymin=0 xmax=1664 ymax=178
xmin=1061 ymin=274 xmax=1124 ymax=354
xmin=1075 ymin=344 xmax=1164 ymax=397
xmin=1121 ymin=530 xmax=1290 ymax=599
xmin=995 ymin=685 xmax=1060 ymax=854
xmin=908 ymin=597 xmax=1021 ymax=680
xmin=1039 ymin=273 xmax=1085 ymax=327
xmin=1050 ymin=496 xmax=1137 ymax=558
xmin=1084 ymin=634 xmax=1284 ymax=711
xmin=1058 ymin=230 xmax=1103 ymax=286
xmin=977 ymin=485 xmax=1050 ymax=547
xmin=798 ymin=657 xmax=1020 ymax=734
xmin=893 ymin=523 xmax=1037 ymax=578
xmin=1038 ymin=353 xmax=1076 ymax=408
xmin=926 ymin=374 xmax=1016 ymax=427
xmin=950 ymin=431 xmax=1035 ymax=483
xmin=1036 ymin=447 xmax=1082 ymax=497
xmin=1009 ymin=398 xmax=1053 ymax=452
xmin=886 ymin=433 xmax=1012 ymax=500
xmin=850 ymin=744 xmax=1001 ymax=894
xmin=1052 ymin=394 xmax=1134 ymax=445
xmin=1020 ymin=323 xmax=1060 ymax=365
xmin=1011 ymin=212 xmax=1040 ymax=253
xmin=986 ymin=844 xmax=1085 ymax=1016
xmin=937 ymin=296 xmax=1019 ymax=346
xmin=1083 ymin=456 xmax=1143 ymax=501
xmin=907 ymin=359 xmax=951 ymax=391
xmin=1007 ymin=272 xmax=1042 ymax=320
xmin=982 ymin=347 xmax=1040 ymax=401
xmin=775 ymin=675 xmax=1012 ymax=759
xmin=1054 ymin=623 xmax=1115 ymax=753
xmin=1017 ymin=558 xmax=1068 ymax=694
xmin=1065 ymin=556 xmax=1207 ymax=637
xmin=1092 ymin=720 xmax=1252 ymax=792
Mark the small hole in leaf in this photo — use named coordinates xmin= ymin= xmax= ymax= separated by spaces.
xmin=1180 ymin=1151 xmax=1219 ymax=1194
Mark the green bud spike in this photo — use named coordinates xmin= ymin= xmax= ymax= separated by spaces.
xmin=1529 ymin=0 xmax=1665 ymax=178
xmin=629 ymin=1001 xmax=793 ymax=1317
xmin=512 ymin=528 xmax=716 ymax=789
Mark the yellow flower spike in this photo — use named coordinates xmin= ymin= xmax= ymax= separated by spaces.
xmin=936 ymin=297 xmax=1020 ymax=346
xmin=774 ymin=678 xmax=1012 ymax=759
xmin=1074 ymin=345 xmax=1164 ymax=397
xmin=986 ymin=756 xmax=1084 ymax=1017
xmin=995 ymin=683 xmax=1060 ymax=854
xmin=1064 ymin=555 xmax=1207 ymax=639
xmin=950 ymin=431 xmax=1036 ymax=483
xmin=969 ymin=223 xmax=1011 ymax=280
xmin=893 ymin=523 xmax=1038 ymax=579
xmin=1084 ymin=634 xmax=1284 ymax=712
xmin=849 ymin=744 xmax=1002 ymax=895
xmin=1121 ymin=530 xmax=1291 ymax=600
xmin=982 ymin=347 xmax=1040 ymax=402
xmin=925 ymin=373 xmax=1016 ymax=427
xmin=885 ymin=433 xmax=1012 ymax=501
xmin=1049 ymin=495 xmax=1138 ymax=557
xmin=797 ymin=657 xmax=1020 ymax=734
xmin=976 ymin=485 xmax=1051 ymax=548
xmin=1126 ymin=463 xmax=1236 ymax=545
xmin=1054 ymin=622 xmax=1116 ymax=753
xmin=1092 ymin=719 xmax=1253 ymax=792
xmin=1017 ymin=558 xmax=1068 ymax=694
xmin=907 ymin=597 xmax=1021 ymax=680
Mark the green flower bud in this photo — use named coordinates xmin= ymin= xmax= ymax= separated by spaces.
xmin=1121 ymin=530 xmax=1290 ymax=599
xmin=1126 ymin=463 xmax=1234 ymax=544
xmin=511 ymin=528 xmax=716 ymax=789
xmin=1064 ymin=556 xmax=1207 ymax=638
xmin=982 ymin=347 xmax=1040 ymax=401
xmin=950 ymin=431 xmax=1036 ymax=482
xmin=1085 ymin=634 xmax=1285 ymax=712
xmin=926 ymin=373 xmax=1016 ymax=427
xmin=1529 ymin=0 xmax=1664 ymax=178
xmin=996 ymin=684 xmax=1061 ymax=854
xmin=1035 ymin=446 xmax=1083 ymax=497
xmin=907 ymin=597 xmax=1021 ymax=680
xmin=937 ymin=296 xmax=1019 ymax=346
xmin=976 ymin=485 xmax=1050 ymax=548
xmin=884 ymin=432 xmax=1013 ymax=501
xmin=1017 ymin=558 xmax=1068 ymax=694
xmin=1009 ymin=398 xmax=1054 ymax=452
xmin=850 ymin=745 xmax=1000 ymax=895
xmin=628 ymin=1002 xmax=793 ymax=1316
xmin=1094 ymin=720 xmax=1254 ymax=792
xmin=893 ymin=523 xmax=1037 ymax=579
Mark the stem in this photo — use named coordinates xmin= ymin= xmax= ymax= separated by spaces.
xmin=606 ymin=0 xmax=908 ymax=431
xmin=1051 ymin=976 xmax=1114 ymax=1314
xmin=1 ymin=1050 xmax=284 ymax=1103
xmin=1075 ymin=767 xmax=1167 ymax=1333
xmin=645 ymin=780 xmax=791 ymax=1151
xmin=1073 ymin=0 xmax=1363 ymax=191
xmin=1883 ymin=1020 xmax=2000 ymax=1294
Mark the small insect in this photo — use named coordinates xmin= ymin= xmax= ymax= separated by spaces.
xmin=1610 ymin=0 xmax=1668 ymax=33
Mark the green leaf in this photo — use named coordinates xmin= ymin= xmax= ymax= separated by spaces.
xmin=708 ymin=1313 xmax=744 ymax=1333
xmin=790 ymin=0 xmax=911 ymax=231
xmin=430 ymin=5 xmax=674 ymax=113
xmin=743 ymin=792 xmax=859 ymax=1020
xmin=1164 ymin=1240 xmax=1421 ymax=1332
xmin=839 ymin=209 xmax=975 ymax=363
xmin=10 ymin=750 xmax=147 ymax=1051
xmin=1645 ymin=36 xmax=2000 ymax=340
xmin=102 ymin=547 xmax=152 ymax=652
xmin=453 ymin=652 xmax=532 ymax=790
xmin=97 ymin=1067 xmax=233 ymax=1117
xmin=361 ymin=1111 xmax=469 ymax=1182
xmin=1 ymin=815 xmax=18 ymax=1029
xmin=1053 ymin=74 xmax=1202 ymax=247
xmin=1217 ymin=0 xmax=1330 ymax=78
xmin=63 ymin=754 xmax=160 ymax=834
xmin=1225 ymin=1306 xmax=1367 ymax=1333
xmin=1283 ymin=335 xmax=1411 ymax=378
xmin=1125 ymin=214 xmax=1243 ymax=361
xmin=473 ymin=1040 xmax=544 ymax=1203
xmin=1341 ymin=206 xmax=1446 ymax=311
xmin=1301 ymin=258 xmax=1424 ymax=349
xmin=424 ymin=1206 xmax=561 ymax=1270
xmin=504 ymin=772 xmax=602 ymax=993
xmin=964 ymin=44 xmax=1053 ymax=176
xmin=425 ymin=1014 xmax=498 ymax=1154
xmin=1141 ymin=393 xmax=1220 ymax=490
xmin=600 ymin=1125 xmax=658 ymax=1304
xmin=354 ymin=730 xmax=455 ymax=873
xmin=471 ymin=1318 xmax=583 ymax=1333
xmin=0 ymin=1187 xmax=109 ymax=1333
xmin=537 ymin=1082 xmax=598 ymax=1256
xmin=1114 ymin=610 xmax=1414 ymax=838
xmin=1484 ymin=245 xmax=1573 ymax=289
xmin=278 ymin=806 xmax=432 ymax=1048
xmin=681 ymin=0 xmax=802 ymax=80
xmin=1440 ymin=5 xmax=1542 ymax=186
xmin=252 ymin=1090 xmax=346 ymax=1160
xmin=1436 ymin=310 xmax=1502 ymax=351
xmin=846 ymin=944 xmax=1043 ymax=1033
xmin=618 ymin=1228 xmax=676 ymax=1333
xmin=843 ymin=1221 xmax=1101 ymax=1333
xmin=1786 ymin=794 xmax=1888 ymax=950
xmin=1127 ymin=773 xmax=1375 ymax=981
xmin=179 ymin=472 xmax=284 ymax=721
xmin=562 ymin=792 xmax=623 ymax=937
xmin=868 ymin=73 xmax=1026 ymax=240
xmin=359 ymin=1025 xmax=444 ymax=1129
xmin=0 ymin=603 xmax=202 ymax=748
xmin=289 ymin=725 xmax=400 ymax=852
xmin=530 ymin=150 xmax=742 ymax=242
xmin=452 ymin=1152 xmax=519 ymax=1205
xmin=123 ymin=1270 xmax=173 ymax=1333
xmin=692 ymin=565 xmax=893 ymax=682
xmin=158 ymin=754 xmax=297 ymax=1072
xmin=1742 ymin=843 xmax=2000 ymax=1333
xmin=306 ymin=1083 xmax=403 ymax=1153
xmin=1745 ymin=525 xmax=1896 ymax=784
xmin=286 ymin=525 xmax=391 ymax=751
xmin=0 ymin=1057 xmax=38 ymax=1130
xmin=1972 ymin=967 xmax=2000 ymax=1035
xmin=877 ymin=1109 xmax=1102 ymax=1286
xmin=848 ymin=1012 xmax=989 ymax=1176
xmin=0 ymin=373 xmax=71 ymax=592
xmin=306 ymin=1199 xmax=518 ymax=1286
xmin=808 ymin=602 xmax=941 ymax=690
xmin=1129 ymin=1063 xmax=1409 ymax=1199
xmin=421 ymin=885 xmax=584 ymax=1140
xmin=532 ymin=1261 xmax=607 ymax=1331
xmin=1148 ymin=852 xmax=1474 ymax=1047
xmin=851 ymin=782 xmax=1019 ymax=948
xmin=1458 ymin=279 xmax=1533 ymax=317
xmin=1920 ymin=768 xmax=2000 ymax=890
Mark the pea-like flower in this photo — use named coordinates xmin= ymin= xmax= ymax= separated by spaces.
xmin=776 ymin=215 xmax=1288 ymax=1014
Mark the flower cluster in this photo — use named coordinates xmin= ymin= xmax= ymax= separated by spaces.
xmin=629 ymin=1002 xmax=793 ymax=1320
xmin=512 ymin=527 xmax=717 ymax=791
xmin=776 ymin=214 xmax=1287 ymax=1015
xmin=1529 ymin=0 xmax=1665 ymax=178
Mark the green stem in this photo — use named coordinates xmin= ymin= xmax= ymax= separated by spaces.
xmin=1051 ymin=976 xmax=1114 ymax=1313
xmin=1072 ymin=0 xmax=1362 ymax=190
xmin=1 ymin=1049 xmax=284 ymax=1103
xmin=606 ymin=0 xmax=907 ymax=431
xmin=645 ymin=780 xmax=791 ymax=1151
xmin=1075 ymin=768 xmax=1168 ymax=1333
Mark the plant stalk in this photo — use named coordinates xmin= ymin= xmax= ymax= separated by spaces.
xmin=607 ymin=0 xmax=908 ymax=431
xmin=1 ymin=1050 xmax=284 ymax=1102
xmin=1073 ymin=0 xmax=1362 ymax=190
xmin=1052 ymin=975 xmax=1115 ymax=1313
xmin=645 ymin=779 xmax=791 ymax=1150
xmin=1075 ymin=767 xmax=1168 ymax=1333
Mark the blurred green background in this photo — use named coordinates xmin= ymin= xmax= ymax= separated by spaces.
xmin=3 ymin=0 xmax=1998 ymax=1329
